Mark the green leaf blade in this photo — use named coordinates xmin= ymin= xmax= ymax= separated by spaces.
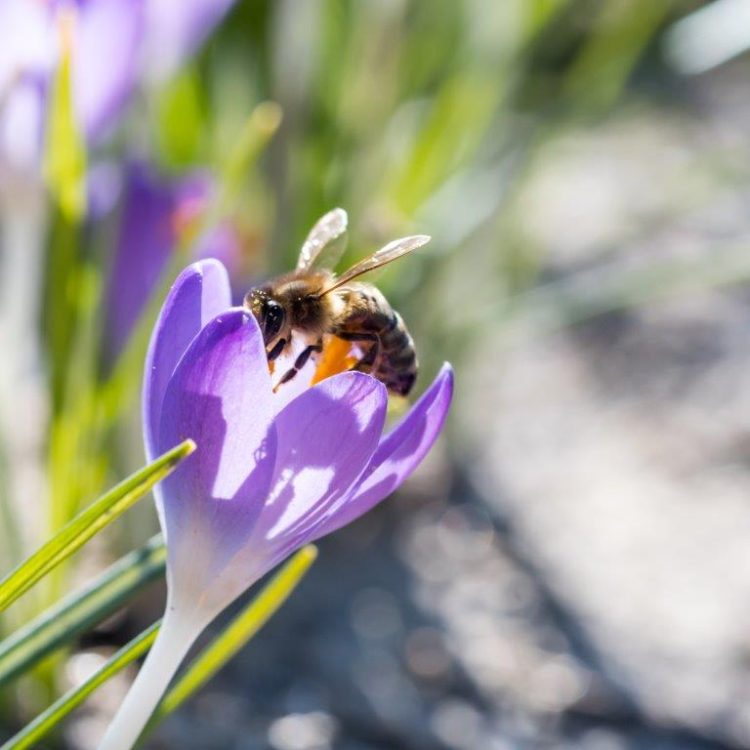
xmin=44 ymin=16 xmax=87 ymax=222
xmin=0 ymin=440 xmax=194 ymax=613
xmin=2 ymin=546 xmax=317 ymax=750
xmin=1 ymin=623 xmax=161 ymax=750
xmin=0 ymin=537 xmax=166 ymax=687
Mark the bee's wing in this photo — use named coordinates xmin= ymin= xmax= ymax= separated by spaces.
xmin=296 ymin=208 xmax=349 ymax=271
xmin=320 ymin=234 xmax=430 ymax=294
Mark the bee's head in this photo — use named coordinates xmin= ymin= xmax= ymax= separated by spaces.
xmin=244 ymin=287 xmax=287 ymax=345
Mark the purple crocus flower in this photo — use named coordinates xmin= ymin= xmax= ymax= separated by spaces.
xmin=102 ymin=161 xmax=241 ymax=364
xmin=99 ymin=259 xmax=453 ymax=749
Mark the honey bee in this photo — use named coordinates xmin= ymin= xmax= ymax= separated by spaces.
xmin=245 ymin=208 xmax=429 ymax=396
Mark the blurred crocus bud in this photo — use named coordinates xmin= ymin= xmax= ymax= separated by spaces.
xmin=102 ymin=161 xmax=242 ymax=365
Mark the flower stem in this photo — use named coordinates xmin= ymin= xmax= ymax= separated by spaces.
xmin=98 ymin=606 xmax=206 ymax=750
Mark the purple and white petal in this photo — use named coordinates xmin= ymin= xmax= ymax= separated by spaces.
xmin=0 ymin=76 xmax=47 ymax=181
xmin=0 ymin=0 xmax=51 ymax=184
xmin=142 ymin=259 xmax=232 ymax=459
xmin=157 ymin=309 xmax=274 ymax=552
xmin=0 ymin=1 xmax=53 ymax=93
xmin=74 ymin=0 xmax=145 ymax=140
xmin=242 ymin=371 xmax=388 ymax=570
xmin=103 ymin=163 xmax=231 ymax=364
xmin=143 ymin=0 xmax=236 ymax=83
xmin=310 ymin=363 xmax=454 ymax=540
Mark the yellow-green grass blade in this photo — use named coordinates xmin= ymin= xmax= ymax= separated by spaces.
xmin=154 ymin=65 xmax=207 ymax=170
xmin=215 ymin=100 xmax=283 ymax=219
xmin=0 ymin=441 xmax=194 ymax=613
xmin=44 ymin=13 xmax=87 ymax=222
xmin=2 ymin=546 xmax=317 ymax=749
xmin=153 ymin=545 xmax=318 ymax=723
xmin=1 ymin=622 xmax=161 ymax=750
xmin=0 ymin=537 xmax=166 ymax=687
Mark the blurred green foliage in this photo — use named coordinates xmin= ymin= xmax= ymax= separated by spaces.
xmin=158 ymin=0 xmax=698 ymax=378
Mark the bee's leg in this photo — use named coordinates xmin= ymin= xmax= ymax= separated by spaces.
xmin=274 ymin=338 xmax=323 ymax=390
xmin=335 ymin=331 xmax=379 ymax=374
xmin=264 ymin=338 xmax=287 ymax=375
xmin=267 ymin=338 xmax=287 ymax=362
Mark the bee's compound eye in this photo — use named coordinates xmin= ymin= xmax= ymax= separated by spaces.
xmin=263 ymin=300 xmax=285 ymax=342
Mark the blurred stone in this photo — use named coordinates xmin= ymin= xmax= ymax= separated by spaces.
xmin=463 ymin=271 xmax=750 ymax=746
xmin=267 ymin=712 xmax=338 ymax=750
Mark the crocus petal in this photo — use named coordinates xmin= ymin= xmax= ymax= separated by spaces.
xmin=0 ymin=0 xmax=51 ymax=185
xmin=0 ymin=77 xmax=46 ymax=180
xmin=73 ymin=0 xmax=145 ymax=140
xmin=144 ymin=0 xmax=236 ymax=83
xmin=157 ymin=309 xmax=276 ymax=580
xmin=0 ymin=1 xmax=53 ymax=93
xmin=310 ymin=363 xmax=454 ymax=539
xmin=142 ymin=259 xmax=232 ymax=459
xmin=175 ymin=371 xmax=388 ymax=615
xmin=249 ymin=372 xmax=388 ymax=559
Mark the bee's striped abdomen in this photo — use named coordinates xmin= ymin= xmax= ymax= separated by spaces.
xmin=333 ymin=285 xmax=418 ymax=396
xmin=375 ymin=311 xmax=418 ymax=396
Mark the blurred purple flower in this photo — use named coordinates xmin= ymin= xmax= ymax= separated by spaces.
xmin=143 ymin=0 xmax=237 ymax=84
xmin=0 ymin=0 xmax=142 ymax=181
xmin=102 ymin=161 xmax=241 ymax=364
xmin=0 ymin=0 xmax=235 ymax=182
xmin=99 ymin=259 xmax=453 ymax=749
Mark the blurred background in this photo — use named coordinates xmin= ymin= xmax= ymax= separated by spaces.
xmin=3 ymin=0 xmax=750 ymax=747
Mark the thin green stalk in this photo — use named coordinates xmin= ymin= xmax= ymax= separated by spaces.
xmin=1 ymin=623 xmax=160 ymax=750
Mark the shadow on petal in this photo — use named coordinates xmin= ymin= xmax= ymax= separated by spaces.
xmin=310 ymin=363 xmax=454 ymax=540
xmin=240 ymin=372 xmax=388 ymax=568
xmin=157 ymin=309 xmax=275 ymax=582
